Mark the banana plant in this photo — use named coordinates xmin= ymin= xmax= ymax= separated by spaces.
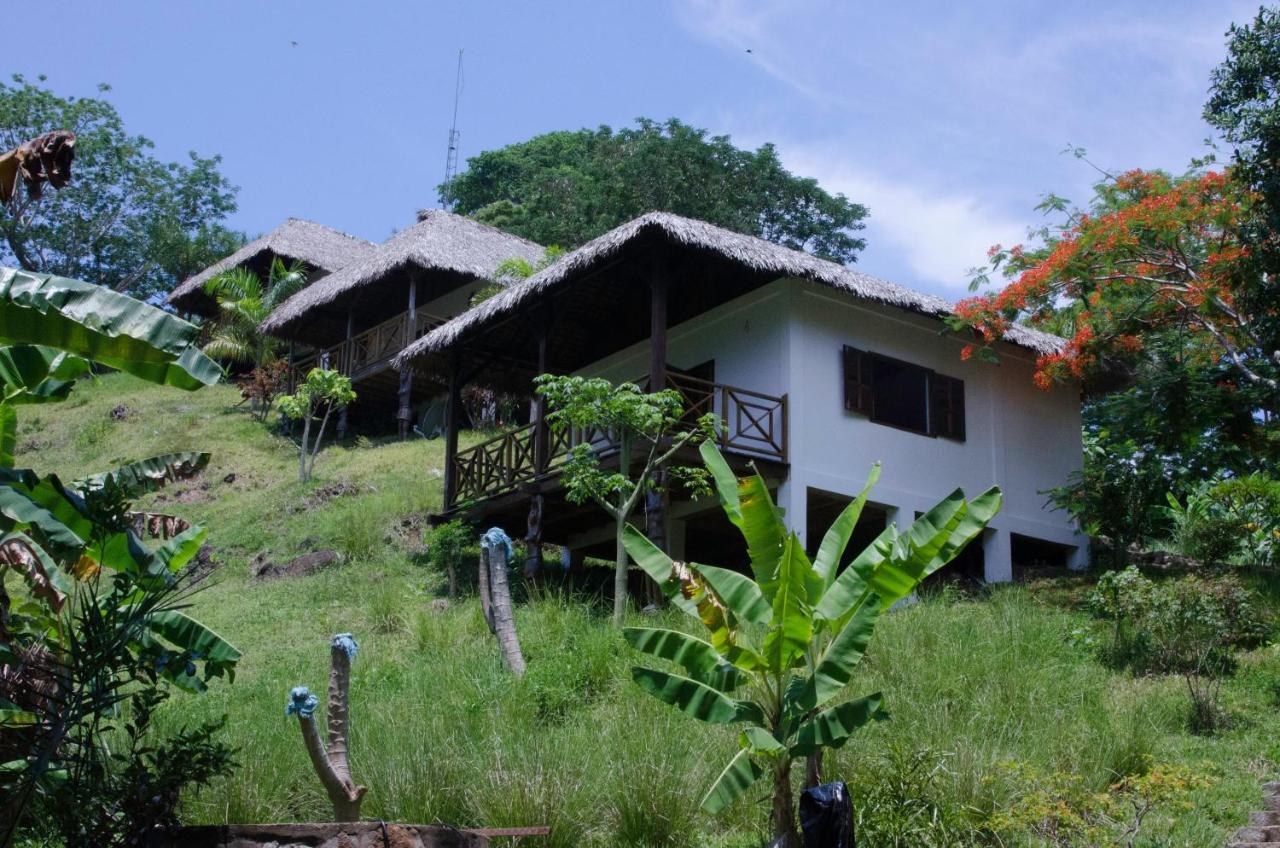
xmin=622 ymin=441 xmax=1002 ymax=847
xmin=0 ymin=267 xmax=232 ymax=847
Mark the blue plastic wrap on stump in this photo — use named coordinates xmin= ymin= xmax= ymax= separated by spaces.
xmin=286 ymin=686 xmax=318 ymax=718
xmin=331 ymin=632 xmax=359 ymax=661
xmin=480 ymin=527 xmax=514 ymax=560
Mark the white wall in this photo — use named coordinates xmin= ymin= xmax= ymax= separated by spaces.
xmin=566 ymin=276 xmax=1086 ymax=580
xmin=779 ymin=279 xmax=1085 ymax=579
xmin=579 ymin=280 xmax=789 ymax=400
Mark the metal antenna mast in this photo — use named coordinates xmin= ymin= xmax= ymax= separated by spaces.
xmin=441 ymin=49 xmax=464 ymax=207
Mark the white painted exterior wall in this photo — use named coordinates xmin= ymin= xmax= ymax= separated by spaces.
xmin=573 ymin=276 xmax=1086 ymax=580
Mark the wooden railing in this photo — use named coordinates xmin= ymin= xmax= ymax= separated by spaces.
xmin=449 ymin=372 xmax=787 ymax=507
xmin=287 ymin=307 xmax=445 ymax=390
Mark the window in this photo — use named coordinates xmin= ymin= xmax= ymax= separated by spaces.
xmin=842 ymin=346 xmax=965 ymax=440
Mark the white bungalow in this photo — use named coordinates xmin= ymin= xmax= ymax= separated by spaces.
xmin=389 ymin=212 xmax=1086 ymax=583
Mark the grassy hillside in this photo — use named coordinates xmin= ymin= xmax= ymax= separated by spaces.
xmin=15 ymin=374 xmax=1280 ymax=847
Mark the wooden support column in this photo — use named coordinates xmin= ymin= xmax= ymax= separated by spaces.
xmin=397 ymin=278 xmax=417 ymax=439
xmin=336 ymin=312 xmax=354 ymax=440
xmin=442 ymin=353 xmax=461 ymax=510
xmin=645 ymin=258 xmax=672 ymax=586
xmin=649 ymin=266 xmax=669 ymax=392
xmin=287 ymin=341 xmax=296 ymax=393
xmin=526 ymin=314 xmax=552 ymax=579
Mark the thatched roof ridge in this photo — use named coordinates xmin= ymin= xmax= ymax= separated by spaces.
xmin=393 ymin=211 xmax=1064 ymax=368
xmin=167 ymin=218 xmax=376 ymax=311
xmin=260 ymin=209 xmax=544 ymax=334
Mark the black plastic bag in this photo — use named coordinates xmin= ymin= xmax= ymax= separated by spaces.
xmin=799 ymin=780 xmax=853 ymax=848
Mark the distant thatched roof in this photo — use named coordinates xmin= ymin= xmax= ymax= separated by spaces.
xmin=167 ymin=218 xmax=376 ymax=314
xmin=393 ymin=211 xmax=1064 ymax=370
xmin=260 ymin=210 xmax=544 ymax=337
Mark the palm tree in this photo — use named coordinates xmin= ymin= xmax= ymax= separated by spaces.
xmin=201 ymin=258 xmax=308 ymax=368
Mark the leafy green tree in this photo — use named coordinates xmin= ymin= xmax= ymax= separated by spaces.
xmin=623 ymin=442 xmax=1001 ymax=846
xmin=202 ymin=258 xmax=309 ymax=368
xmin=279 ymin=369 xmax=356 ymax=483
xmin=0 ymin=267 xmax=238 ymax=847
xmin=441 ymin=118 xmax=868 ymax=264
xmin=535 ymin=375 xmax=714 ymax=626
xmin=0 ymin=75 xmax=242 ymax=301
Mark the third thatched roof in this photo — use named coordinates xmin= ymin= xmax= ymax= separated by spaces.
xmin=167 ymin=218 xmax=376 ymax=313
xmin=393 ymin=211 xmax=1064 ymax=368
xmin=260 ymin=209 xmax=544 ymax=336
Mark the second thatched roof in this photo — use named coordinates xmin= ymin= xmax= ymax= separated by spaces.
xmin=393 ymin=211 xmax=1064 ymax=369
xmin=259 ymin=210 xmax=544 ymax=337
xmin=167 ymin=218 xmax=377 ymax=314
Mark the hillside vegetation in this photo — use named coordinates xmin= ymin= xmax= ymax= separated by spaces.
xmin=16 ymin=373 xmax=1280 ymax=847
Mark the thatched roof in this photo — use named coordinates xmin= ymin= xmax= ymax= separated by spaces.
xmin=167 ymin=218 xmax=376 ymax=314
xmin=259 ymin=210 xmax=544 ymax=338
xmin=393 ymin=212 xmax=1064 ymax=374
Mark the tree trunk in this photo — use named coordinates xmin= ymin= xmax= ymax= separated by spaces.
xmin=478 ymin=548 xmax=496 ymax=634
xmin=771 ymin=759 xmax=800 ymax=848
xmin=299 ymin=415 xmax=312 ymax=482
xmin=487 ymin=541 xmax=526 ymax=676
xmin=613 ymin=516 xmax=628 ymax=627
xmin=805 ymin=750 xmax=823 ymax=790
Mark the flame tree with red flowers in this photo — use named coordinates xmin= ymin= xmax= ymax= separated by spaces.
xmin=950 ymin=167 xmax=1277 ymax=399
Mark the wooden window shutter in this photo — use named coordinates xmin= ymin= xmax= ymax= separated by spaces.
xmin=930 ymin=374 xmax=966 ymax=441
xmin=842 ymin=345 xmax=873 ymax=416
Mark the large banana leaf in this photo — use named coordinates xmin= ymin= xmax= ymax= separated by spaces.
xmin=624 ymin=628 xmax=725 ymax=677
xmin=811 ymin=463 xmax=880 ymax=595
xmin=699 ymin=440 xmax=743 ymax=526
xmin=72 ymin=452 xmax=211 ymax=498
xmin=760 ymin=534 xmax=811 ymax=672
xmin=0 ymin=470 xmax=85 ymax=560
xmin=791 ymin=594 xmax=880 ymax=711
xmin=0 ymin=531 xmax=70 ymax=610
xmin=621 ymin=524 xmax=699 ymax=619
xmin=630 ymin=666 xmax=742 ymax=724
xmin=0 ymin=345 xmax=90 ymax=406
xmin=146 ymin=609 xmax=241 ymax=666
xmin=695 ymin=563 xmax=771 ymax=626
xmin=737 ymin=472 xmax=786 ymax=594
xmin=790 ymin=693 xmax=883 ymax=757
xmin=701 ymin=748 xmax=763 ymax=814
xmin=0 ymin=406 xmax=13 ymax=470
xmin=0 ymin=267 xmax=220 ymax=390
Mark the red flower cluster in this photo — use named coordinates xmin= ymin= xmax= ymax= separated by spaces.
xmin=954 ymin=170 xmax=1257 ymax=389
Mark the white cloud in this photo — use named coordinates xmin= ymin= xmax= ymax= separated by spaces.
xmin=784 ymin=148 xmax=1026 ymax=292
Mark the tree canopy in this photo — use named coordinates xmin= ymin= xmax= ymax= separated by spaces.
xmin=440 ymin=118 xmax=868 ymax=264
xmin=0 ymin=75 xmax=243 ymax=301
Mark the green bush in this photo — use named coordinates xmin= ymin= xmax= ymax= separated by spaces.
xmin=1165 ymin=474 xmax=1280 ymax=566
xmin=424 ymin=519 xmax=474 ymax=597
xmin=848 ymin=745 xmax=980 ymax=847
xmin=1089 ymin=567 xmax=1271 ymax=732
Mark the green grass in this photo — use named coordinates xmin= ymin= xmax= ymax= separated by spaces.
xmin=15 ymin=373 xmax=1280 ymax=846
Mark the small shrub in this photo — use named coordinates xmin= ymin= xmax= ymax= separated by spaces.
xmin=74 ymin=417 xmax=113 ymax=448
xmin=334 ymin=501 xmax=384 ymax=563
xmin=848 ymin=745 xmax=979 ymax=847
xmin=424 ymin=519 xmax=473 ymax=597
xmin=1089 ymin=567 xmax=1270 ymax=732
xmin=369 ymin=581 xmax=409 ymax=634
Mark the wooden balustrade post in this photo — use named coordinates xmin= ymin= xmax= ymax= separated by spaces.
xmin=337 ymin=312 xmax=354 ymax=441
xmin=443 ymin=354 xmax=461 ymax=509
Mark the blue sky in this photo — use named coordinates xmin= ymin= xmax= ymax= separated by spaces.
xmin=19 ymin=0 xmax=1257 ymax=298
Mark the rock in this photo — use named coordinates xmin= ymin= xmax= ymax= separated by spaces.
xmin=252 ymin=549 xmax=340 ymax=580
